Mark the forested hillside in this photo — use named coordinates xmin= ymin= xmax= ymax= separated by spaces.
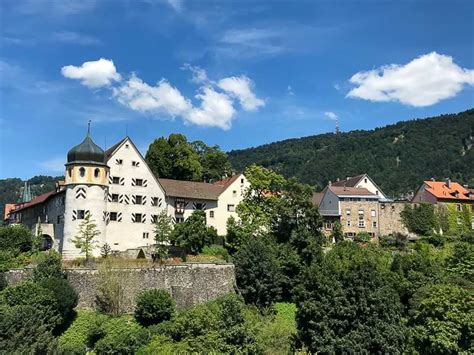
xmin=229 ymin=109 xmax=474 ymax=197
xmin=0 ymin=176 xmax=63 ymax=216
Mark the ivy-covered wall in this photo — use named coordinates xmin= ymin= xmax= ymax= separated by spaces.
xmin=402 ymin=202 xmax=474 ymax=236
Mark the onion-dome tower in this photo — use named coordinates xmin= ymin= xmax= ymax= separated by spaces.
xmin=62 ymin=123 xmax=109 ymax=259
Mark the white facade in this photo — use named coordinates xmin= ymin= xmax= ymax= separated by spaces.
xmin=104 ymin=138 xmax=166 ymax=252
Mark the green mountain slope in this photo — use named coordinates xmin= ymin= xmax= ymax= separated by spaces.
xmin=0 ymin=176 xmax=63 ymax=218
xmin=228 ymin=109 xmax=474 ymax=197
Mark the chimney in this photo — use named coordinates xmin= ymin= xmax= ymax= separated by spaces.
xmin=336 ymin=178 xmax=340 ymax=182
xmin=446 ymin=178 xmax=451 ymax=189
xmin=328 ymin=180 xmax=332 ymax=186
xmin=346 ymin=177 xmax=350 ymax=181
xmin=431 ymin=177 xmax=435 ymax=182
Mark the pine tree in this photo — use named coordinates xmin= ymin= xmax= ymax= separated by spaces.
xmin=70 ymin=213 xmax=100 ymax=260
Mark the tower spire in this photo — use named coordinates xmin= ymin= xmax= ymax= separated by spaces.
xmin=87 ymin=120 xmax=91 ymax=136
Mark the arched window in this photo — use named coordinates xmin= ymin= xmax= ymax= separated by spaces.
xmin=68 ymin=168 xmax=72 ymax=178
xmin=79 ymin=167 xmax=86 ymax=177
xmin=94 ymin=168 xmax=100 ymax=178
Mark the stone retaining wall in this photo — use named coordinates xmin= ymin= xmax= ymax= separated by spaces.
xmin=2 ymin=263 xmax=236 ymax=312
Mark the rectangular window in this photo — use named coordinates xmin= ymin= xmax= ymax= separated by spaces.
xmin=112 ymin=176 xmax=120 ymax=184
xmin=111 ymin=194 xmax=119 ymax=202
xmin=77 ymin=210 xmax=85 ymax=220
xmin=116 ymin=159 xmax=123 ymax=165
xmin=456 ymin=204 xmax=462 ymax=212
xmin=227 ymin=204 xmax=235 ymax=212
xmin=371 ymin=209 xmax=376 ymax=217
xmin=346 ymin=208 xmax=351 ymax=216
xmin=151 ymin=197 xmax=159 ymax=206
xmin=325 ymin=222 xmax=333 ymax=230
xmin=241 ymin=178 xmax=244 ymax=184
xmin=110 ymin=212 xmax=118 ymax=221
xmin=135 ymin=179 xmax=143 ymax=186
xmin=135 ymin=195 xmax=143 ymax=205
xmin=358 ymin=209 xmax=364 ymax=215
xmin=195 ymin=203 xmax=204 ymax=210
xmin=151 ymin=215 xmax=158 ymax=223
xmin=57 ymin=215 xmax=63 ymax=224
xmin=358 ymin=220 xmax=365 ymax=228
xmin=372 ymin=221 xmax=377 ymax=228
xmin=143 ymin=232 xmax=149 ymax=239
xmin=209 ymin=211 xmax=215 ymax=218
xmin=175 ymin=217 xmax=184 ymax=223
xmin=233 ymin=190 xmax=237 ymax=197
xmin=347 ymin=220 xmax=351 ymax=227
xmin=134 ymin=213 xmax=143 ymax=223
xmin=175 ymin=199 xmax=185 ymax=213
xmin=132 ymin=161 xmax=140 ymax=167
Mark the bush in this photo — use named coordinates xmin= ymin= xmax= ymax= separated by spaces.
xmin=0 ymin=225 xmax=33 ymax=255
xmin=0 ymin=281 xmax=61 ymax=352
xmin=39 ymin=277 xmax=78 ymax=327
xmin=94 ymin=316 xmax=149 ymax=354
xmin=33 ymin=250 xmax=64 ymax=281
xmin=257 ymin=303 xmax=297 ymax=354
xmin=58 ymin=311 xmax=108 ymax=354
xmin=134 ymin=289 xmax=176 ymax=327
xmin=354 ymin=231 xmax=371 ymax=243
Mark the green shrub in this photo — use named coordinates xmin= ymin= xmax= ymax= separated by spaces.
xmin=33 ymin=250 xmax=64 ymax=281
xmin=94 ymin=316 xmax=149 ymax=354
xmin=201 ymin=244 xmax=230 ymax=261
xmin=0 ymin=281 xmax=61 ymax=353
xmin=134 ymin=289 xmax=176 ymax=327
xmin=257 ymin=303 xmax=297 ymax=354
xmin=39 ymin=277 xmax=78 ymax=326
xmin=58 ymin=310 xmax=108 ymax=354
xmin=354 ymin=231 xmax=371 ymax=243
xmin=0 ymin=225 xmax=33 ymax=255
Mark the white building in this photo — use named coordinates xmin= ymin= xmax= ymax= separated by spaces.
xmin=7 ymin=131 xmax=249 ymax=259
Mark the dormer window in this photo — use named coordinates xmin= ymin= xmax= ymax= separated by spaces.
xmin=94 ymin=168 xmax=100 ymax=178
xmin=79 ymin=167 xmax=85 ymax=177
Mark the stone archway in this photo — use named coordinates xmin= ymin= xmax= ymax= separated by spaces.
xmin=41 ymin=234 xmax=53 ymax=251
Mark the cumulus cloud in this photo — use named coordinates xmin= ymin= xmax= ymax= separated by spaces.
xmin=61 ymin=58 xmax=121 ymax=88
xmin=186 ymin=87 xmax=236 ymax=129
xmin=218 ymin=76 xmax=265 ymax=111
xmin=62 ymin=59 xmax=264 ymax=129
xmin=347 ymin=52 xmax=474 ymax=107
xmin=113 ymin=75 xmax=191 ymax=116
xmin=324 ymin=111 xmax=338 ymax=120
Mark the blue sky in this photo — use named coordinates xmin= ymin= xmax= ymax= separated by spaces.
xmin=1 ymin=0 xmax=473 ymax=179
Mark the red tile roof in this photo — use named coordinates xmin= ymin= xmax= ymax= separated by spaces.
xmin=12 ymin=190 xmax=62 ymax=213
xmin=424 ymin=180 xmax=473 ymax=201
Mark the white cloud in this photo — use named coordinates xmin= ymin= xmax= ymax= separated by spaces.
xmin=324 ymin=111 xmax=338 ymax=120
xmin=186 ymin=87 xmax=236 ymax=130
xmin=181 ymin=63 xmax=209 ymax=84
xmin=287 ymin=85 xmax=295 ymax=96
xmin=52 ymin=31 xmax=101 ymax=45
xmin=113 ymin=74 xmax=192 ymax=116
xmin=218 ymin=76 xmax=265 ymax=111
xmin=62 ymin=59 xmax=264 ymax=130
xmin=61 ymin=58 xmax=121 ymax=88
xmin=347 ymin=52 xmax=474 ymax=107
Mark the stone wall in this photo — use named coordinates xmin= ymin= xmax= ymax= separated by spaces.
xmin=378 ymin=202 xmax=410 ymax=236
xmin=2 ymin=263 xmax=236 ymax=313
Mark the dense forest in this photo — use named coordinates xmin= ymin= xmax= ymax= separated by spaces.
xmin=229 ymin=109 xmax=474 ymax=197
xmin=0 ymin=176 xmax=63 ymax=216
